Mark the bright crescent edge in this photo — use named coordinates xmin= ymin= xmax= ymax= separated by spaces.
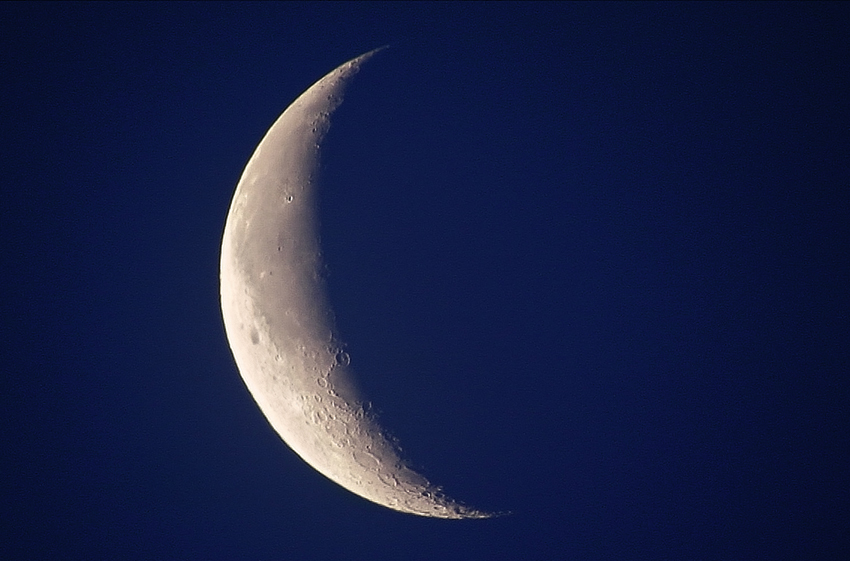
xmin=220 ymin=48 xmax=496 ymax=519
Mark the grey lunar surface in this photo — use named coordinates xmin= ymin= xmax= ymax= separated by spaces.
xmin=220 ymin=49 xmax=492 ymax=518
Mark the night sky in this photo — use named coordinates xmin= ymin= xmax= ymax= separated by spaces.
xmin=2 ymin=3 xmax=848 ymax=559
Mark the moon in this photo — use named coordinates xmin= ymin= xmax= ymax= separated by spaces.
xmin=220 ymin=48 xmax=493 ymax=519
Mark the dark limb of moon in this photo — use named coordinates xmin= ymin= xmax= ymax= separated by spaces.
xmin=220 ymin=48 xmax=494 ymax=518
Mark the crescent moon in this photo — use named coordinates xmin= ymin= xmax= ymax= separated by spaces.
xmin=220 ymin=49 xmax=493 ymax=519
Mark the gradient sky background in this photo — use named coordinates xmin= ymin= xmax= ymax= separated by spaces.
xmin=2 ymin=2 xmax=848 ymax=559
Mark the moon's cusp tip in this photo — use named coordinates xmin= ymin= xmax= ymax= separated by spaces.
xmin=363 ymin=45 xmax=390 ymax=59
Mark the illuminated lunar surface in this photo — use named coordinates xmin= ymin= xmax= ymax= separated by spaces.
xmin=220 ymin=49 xmax=493 ymax=519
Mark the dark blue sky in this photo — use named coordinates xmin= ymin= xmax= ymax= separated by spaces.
xmin=2 ymin=3 xmax=848 ymax=559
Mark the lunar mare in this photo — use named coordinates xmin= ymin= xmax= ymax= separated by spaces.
xmin=220 ymin=49 xmax=492 ymax=518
